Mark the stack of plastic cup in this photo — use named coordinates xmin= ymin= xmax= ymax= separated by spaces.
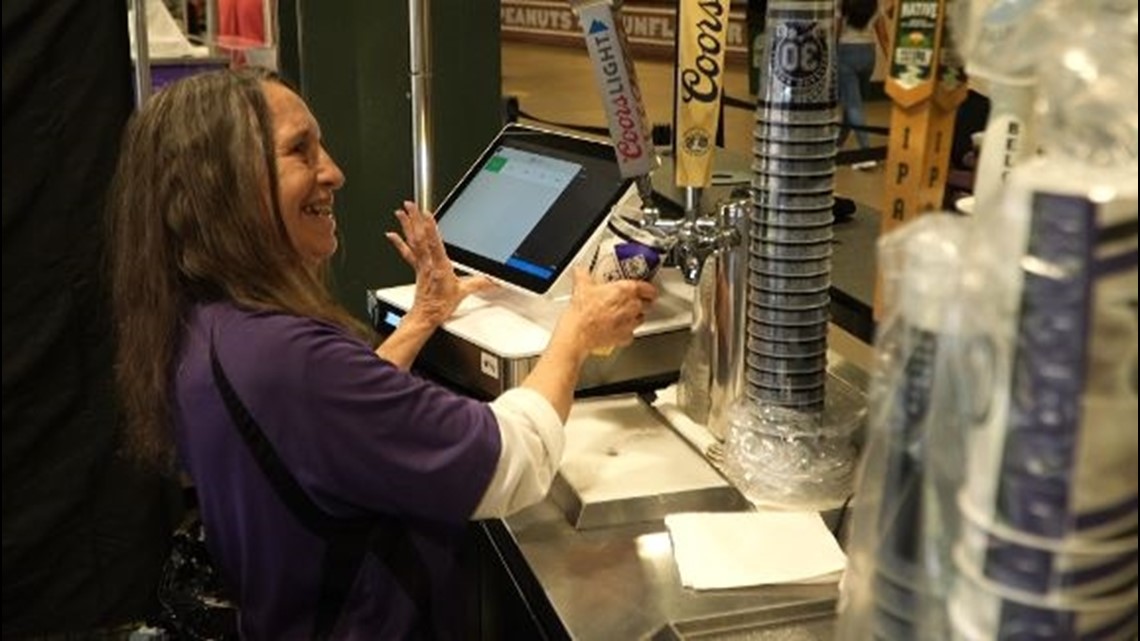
xmin=724 ymin=377 xmax=864 ymax=510
xmin=951 ymin=442 xmax=1139 ymax=640
xmin=866 ymin=453 xmax=928 ymax=641
xmin=948 ymin=191 xmax=1139 ymax=639
xmin=746 ymin=0 xmax=839 ymax=414
xmin=950 ymin=527 xmax=1138 ymax=640
xmin=863 ymin=325 xmax=941 ymax=641
xmin=836 ymin=218 xmax=978 ymax=641
xmin=723 ymin=0 xmax=860 ymax=511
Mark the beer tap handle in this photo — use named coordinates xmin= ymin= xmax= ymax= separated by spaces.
xmin=683 ymin=186 xmax=703 ymax=220
xmin=635 ymin=174 xmax=660 ymax=226
xmin=715 ymin=197 xmax=748 ymax=250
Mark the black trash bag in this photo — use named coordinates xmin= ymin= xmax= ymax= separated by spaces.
xmin=156 ymin=516 xmax=239 ymax=640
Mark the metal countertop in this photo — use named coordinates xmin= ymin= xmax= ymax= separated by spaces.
xmin=489 ymin=499 xmax=840 ymax=640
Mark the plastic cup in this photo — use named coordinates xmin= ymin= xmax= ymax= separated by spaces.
xmin=752 ymin=136 xmax=837 ymax=158
xmin=756 ymin=104 xmax=839 ymax=125
xmin=751 ymin=155 xmax=837 ymax=177
xmin=751 ymin=204 xmax=836 ymax=226
xmin=950 ymin=544 xmax=1139 ymax=641
xmin=752 ymin=189 xmax=835 ymax=210
xmin=749 ymin=223 xmax=834 ymax=244
xmin=747 ymin=352 xmax=828 ymax=375
xmin=747 ymin=335 xmax=828 ymax=358
xmin=752 ymin=121 xmax=839 ymax=143
xmin=749 ymin=257 xmax=831 ymax=279
xmin=748 ymin=270 xmax=831 ymax=292
xmin=747 ymin=316 xmax=829 ymax=342
xmin=745 ymin=286 xmax=831 ymax=309
xmin=748 ymin=239 xmax=834 ymax=261
xmin=957 ymin=499 xmax=1139 ymax=598
xmin=747 ymin=303 xmax=830 ymax=327
xmin=752 ymin=171 xmax=836 ymax=193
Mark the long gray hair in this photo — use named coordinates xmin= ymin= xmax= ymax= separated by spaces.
xmin=106 ymin=68 xmax=370 ymax=470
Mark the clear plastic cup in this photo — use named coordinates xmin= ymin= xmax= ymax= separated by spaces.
xmin=747 ymin=335 xmax=828 ymax=358
xmin=749 ymin=224 xmax=834 ymax=245
xmin=747 ymin=240 xmax=834 ymax=261
xmin=753 ymin=136 xmax=837 ymax=158
xmin=748 ymin=271 xmax=831 ymax=292
xmin=950 ymin=544 xmax=1139 ymax=641
xmin=752 ymin=172 xmax=836 ymax=193
xmin=743 ymin=286 xmax=830 ymax=308
xmin=747 ymin=352 xmax=828 ymax=375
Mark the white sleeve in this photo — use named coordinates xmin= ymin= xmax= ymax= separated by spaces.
xmin=471 ymin=386 xmax=565 ymax=519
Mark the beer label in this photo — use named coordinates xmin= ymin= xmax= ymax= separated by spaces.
xmin=889 ymin=0 xmax=940 ymax=90
xmin=972 ymin=80 xmax=1037 ymax=211
xmin=754 ymin=1 xmax=835 ymax=111
xmin=761 ymin=19 xmax=833 ymax=106
xmin=590 ymin=237 xmax=663 ymax=283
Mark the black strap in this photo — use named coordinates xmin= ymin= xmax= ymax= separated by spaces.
xmin=312 ymin=529 xmax=370 ymax=641
xmin=209 ymin=339 xmax=435 ymax=640
xmin=366 ymin=515 xmax=436 ymax=638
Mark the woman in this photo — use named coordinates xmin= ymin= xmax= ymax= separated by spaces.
xmin=106 ymin=67 xmax=656 ymax=639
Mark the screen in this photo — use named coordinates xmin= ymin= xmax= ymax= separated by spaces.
xmin=435 ymin=124 xmax=633 ymax=294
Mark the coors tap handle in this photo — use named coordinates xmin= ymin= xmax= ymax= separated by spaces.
xmin=672 ymin=0 xmax=733 ymax=284
xmin=674 ymin=0 xmax=733 ymax=220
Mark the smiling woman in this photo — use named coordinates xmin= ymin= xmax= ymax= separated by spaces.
xmin=104 ymin=67 xmax=657 ymax=638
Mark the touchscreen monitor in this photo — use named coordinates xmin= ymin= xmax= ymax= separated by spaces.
xmin=434 ymin=124 xmax=634 ymax=295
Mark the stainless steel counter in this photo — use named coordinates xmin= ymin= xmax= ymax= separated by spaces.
xmin=475 ymin=333 xmax=870 ymax=640
xmin=485 ymin=499 xmax=840 ymax=640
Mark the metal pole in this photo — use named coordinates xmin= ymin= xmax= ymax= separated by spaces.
xmin=206 ymin=0 xmax=218 ymax=50
xmin=262 ymin=0 xmax=275 ymax=46
xmin=408 ymin=0 xmax=433 ymax=211
xmin=292 ymin=0 xmax=306 ymax=88
xmin=131 ymin=0 xmax=152 ymax=107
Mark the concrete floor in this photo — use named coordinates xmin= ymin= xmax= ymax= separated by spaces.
xmin=500 ymin=40 xmax=893 ymax=214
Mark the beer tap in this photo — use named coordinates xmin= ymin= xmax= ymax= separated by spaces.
xmin=572 ymin=0 xmax=738 ymax=287
xmin=672 ymin=195 xmax=745 ymax=284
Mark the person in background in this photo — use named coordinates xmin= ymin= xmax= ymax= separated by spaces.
xmin=944 ymin=84 xmax=992 ymax=209
xmin=217 ymin=0 xmax=267 ymax=66
xmin=105 ymin=67 xmax=657 ymax=639
xmin=184 ymin=0 xmax=208 ymax=37
xmin=218 ymin=0 xmax=265 ymax=46
xmin=836 ymin=0 xmax=881 ymax=159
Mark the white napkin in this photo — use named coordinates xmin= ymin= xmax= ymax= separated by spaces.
xmin=665 ymin=511 xmax=847 ymax=590
xmin=651 ymin=384 xmax=719 ymax=455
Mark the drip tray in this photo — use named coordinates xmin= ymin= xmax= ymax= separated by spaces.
xmin=651 ymin=597 xmax=838 ymax=640
xmin=550 ymin=394 xmax=749 ymax=530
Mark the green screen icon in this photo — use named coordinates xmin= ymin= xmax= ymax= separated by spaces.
xmin=485 ymin=156 xmax=507 ymax=173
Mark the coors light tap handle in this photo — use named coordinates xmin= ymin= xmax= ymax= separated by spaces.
xmin=572 ymin=0 xmax=657 ymax=184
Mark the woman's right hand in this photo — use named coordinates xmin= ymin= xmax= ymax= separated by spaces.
xmin=521 ymin=267 xmax=658 ymax=421
xmin=558 ymin=267 xmax=658 ymax=354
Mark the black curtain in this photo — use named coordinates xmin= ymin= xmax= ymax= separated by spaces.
xmin=2 ymin=0 xmax=180 ymax=635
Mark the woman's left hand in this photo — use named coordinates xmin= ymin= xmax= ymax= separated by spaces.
xmin=385 ymin=200 xmax=495 ymax=327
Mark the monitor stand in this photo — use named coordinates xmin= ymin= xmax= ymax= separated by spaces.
xmin=368 ymin=268 xmax=693 ymax=399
